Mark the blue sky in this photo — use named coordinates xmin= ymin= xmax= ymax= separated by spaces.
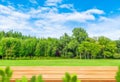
xmin=0 ymin=0 xmax=120 ymax=39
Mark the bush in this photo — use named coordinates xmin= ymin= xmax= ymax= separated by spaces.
xmin=16 ymin=75 xmax=44 ymax=82
xmin=0 ymin=66 xmax=13 ymax=82
xmin=63 ymin=72 xmax=81 ymax=82
xmin=115 ymin=66 xmax=120 ymax=82
xmin=30 ymin=75 xmax=44 ymax=82
xmin=16 ymin=76 xmax=28 ymax=82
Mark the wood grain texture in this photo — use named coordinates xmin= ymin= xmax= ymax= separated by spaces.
xmin=5 ymin=66 xmax=118 ymax=82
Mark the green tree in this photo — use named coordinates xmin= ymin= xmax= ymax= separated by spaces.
xmin=77 ymin=41 xmax=101 ymax=59
xmin=20 ymin=38 xmax=37 ymax=58
xmin=72 ymin=28 xmax=88 ymax=43
xmin=98 ymin=36 xmax=116 ymax=58
xmin=77 ymin=41 xmax=90 ymax=59
xmin=47 ymin=38 xmax=60 ymax=57
xmin=35 ymin=39 xmax=48 ymax=57
xmin=59 ymin=33 xmax=71 ymax=57
xmin=0 ymin=38 xmax=21 ymax=59
xmin=67 ymin=39 xmax=79 ymax=58
xmin=116 ymin=40 xmax=120 ymax=53
xmin=77 ymin=43 xmax=84 ymax=59
xmin=0 ymin=31 xmax=5 ymax=40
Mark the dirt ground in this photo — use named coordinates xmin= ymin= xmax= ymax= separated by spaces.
xmin=8 ymin=66 xmax=118 ymax=82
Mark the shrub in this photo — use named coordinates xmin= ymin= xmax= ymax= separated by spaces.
xmin=63 ymin=72 xmax=81 ymax=82
xmin=16 ymin=76 xmax=28 ymax=82
xmin=0 ymin=66 xmax=13 ymax=82
xmin=115 ymin=66 xmax=120 ymax=82
xmin=15 ymin=75 xmax=44 ymax=82
xmin=30 ymin=75 xmax=44 ymax=82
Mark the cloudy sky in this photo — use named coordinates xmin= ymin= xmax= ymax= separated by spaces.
xmin=0 ymin=0 xmax=120 ymax=40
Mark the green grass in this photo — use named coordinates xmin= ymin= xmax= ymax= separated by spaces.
xmin=0 ymin=59 xmax=120 ymax=66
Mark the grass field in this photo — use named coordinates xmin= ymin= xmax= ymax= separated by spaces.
xmin=0 ymin=59 xmax=120 ymax=66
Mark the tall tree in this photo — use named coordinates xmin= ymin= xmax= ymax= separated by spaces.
xmin=0 ymin=38 xmax=21 ymax=59
xmin=116 ymin=40 xmax=120 ymax=53
xmin=67 ymin=39 xmax=79 ymax=58
xmin=20 ymin=38 xmax=37 ymax=58
xmin=59 ymin=33 xmax=71 ymax=57
xmin=77 ymin=41 xmax=101 ymax=59
xmin=98 ymin=36 xmax=116 ymax=58
xmin=35 ymin=39 xmax=48 ymax=57
xmin=0 ymin=31 xmax=5 ymax=40
xmin=72 ymin=28 xmax=88 ymax=43
xmin=46 ymin=38 xmax=60 ymax=57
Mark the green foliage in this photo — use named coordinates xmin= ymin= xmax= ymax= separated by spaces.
xmin=36 ymin=75 xmax=44 ymax=82
xmin=98 ymin=36 xmax=117 ymax=58
xmin=113 ymin=53 xmax=120 ymax=59
xmin=0 ymin=66 xmax=13 ymax=82
xmin=20 ymin=38 xmax=37 ymax=57
xmin=115 ymin=66 xmax=120 ymax=82
xmin=116 ymin=40 xmax=120 ymax=53
xmin=0 ymin=68 xmax=5 ymax=77
xmin=71 ymin=75 xmax=78 ymax=82
xmin=0 ymin=28 xmax=120 ymax=59
xmin=63 ymin=72 xmax=81 ymax=82
xmin=0 ymin=37 xmax=21 ymax=58
xmin=77 ymin=41 xmax=101 ymax=59
xmin=15 ymin=76 xmax=28 ymax=82
xmin=31 ymin=75 xmax=36 ymax=82
xmin=15 ymin=79 xmax=21 ymax=82
xmin=15 ymin=75 xmax=44 ymax=82
xmin=21 ymin=76 xmax=28 ymax=82
xmin=30 ymin=75 xmax=44 ymax=82
xmin=5 ymin=67 xmax=13 ymax=78
xmin=72 ymin=28 xmax=88 ymax=43
xmin=67 ymin=40 xmax=79 ymax=51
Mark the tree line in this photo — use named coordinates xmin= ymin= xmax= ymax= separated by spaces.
xmin=0 ymin=28 xmax=120 ymax=59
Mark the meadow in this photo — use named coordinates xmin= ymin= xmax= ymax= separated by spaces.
xmin=0 ymin=59 xmax=120 ymax=66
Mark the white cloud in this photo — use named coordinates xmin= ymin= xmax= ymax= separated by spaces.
xmin=84 ymin=9 xmax=104 ymax=14
xmin=0 ymin=4 xmax=105 ymax=38
xmin=29 ymin=8 xmax=103 ymax=23
xmin=1 ymin=4 xmax=119 ymax=40
xmin=0 ymin=5 xmax=14 ymax=14
xmin=29 ymin=0 xmax=38 ymax=4
xmin=60 ymin=4 xmax=72 ymax=8
xmin=60 ymin=4 xmax=76 ymax=11
xmin=0 ymin=5 xmax=32 ymax=36
xmin=87 ymin=16 xmax=120 ymax=40
xmin=45 ymin=0 xmax=62 ymax=6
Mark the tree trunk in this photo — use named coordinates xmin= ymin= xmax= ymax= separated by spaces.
xmin=79 ymin=53 xmax=81 ymax=59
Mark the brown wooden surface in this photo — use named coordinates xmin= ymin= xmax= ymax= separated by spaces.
xmin=2 ymin=66 xmax=118 ymax=82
